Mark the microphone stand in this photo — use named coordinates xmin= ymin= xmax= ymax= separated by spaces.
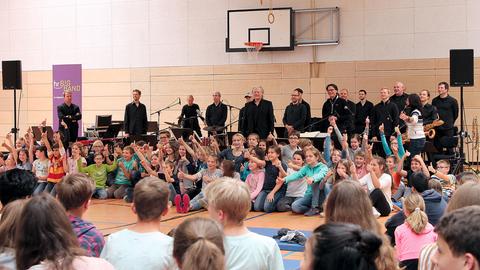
xmin=150 ymin=98 xmax=181 ymax=136
xmin=224 ymin=104 xmax=241 ymax=132
xmin=301 ymin=115 xmax=330 ymax=132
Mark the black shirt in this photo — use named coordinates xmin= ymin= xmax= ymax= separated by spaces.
xmin=432 ymin=95 xmax=458 ymax=130
xmin=422 ymin=103 xmax=439 ymax=126
xmin=371 ymin=100 xmax=399 ymax=138
xmin=344 ymin=99 xmax=356 ymax=134
xmin=390 ymin=93 xmax=409 ymax=113
xmin=242 ymin=99 xmax=275 ymax=139
xmin=57 ymin=103 xmax=81 ymax=143
xmin=180 ymin=104 xmax=201 ymax=130
xmin=205 ymin=102 xmax=227 ymax=127
xmin=321 ymin=95 xmax=349 ymax=132
xmin=124 ymin=102 xmax=148 ymax=135
xmin=283 ymin=102 xmax=307 ymax=131
xmin=262 ymin=160 xmax=288 ymax=191
xmin=355 ymin=100 xmax=374 ymax=134
xmin=300 ymin=100 xmax=311 ymax=126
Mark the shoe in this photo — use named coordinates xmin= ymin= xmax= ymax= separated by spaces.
xmin=304 ymin=208 xmax=320 ymax=216
xmin=123 ymin=195 xmax=132 ymax=203
xmin=182 ymin=194 xmax=190 ymax=213
xmin=372 ymin=207 xmax=381 ymax=218
xmin=174 ymin=194 xmax=182 ymax=213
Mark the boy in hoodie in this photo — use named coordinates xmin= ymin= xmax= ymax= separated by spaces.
xmin=385 ymin=172 xmax=447 ymax=245
xmin=56 ymin=173 xmax=105 ymax=257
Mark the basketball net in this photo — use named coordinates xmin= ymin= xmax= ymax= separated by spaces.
xmin=245 ymin=42 xmax=264 ymax=60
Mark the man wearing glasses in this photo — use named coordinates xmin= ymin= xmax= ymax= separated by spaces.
xmin=205 ymin=91 xmax=227 ymax=132
xmin=321 ymin=83 xmax=349 ymax=133
xmin=283 ymin=89 xmax=307 ymax=137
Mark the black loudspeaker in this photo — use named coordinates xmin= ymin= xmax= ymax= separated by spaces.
xmin=450 ymin=49 xmax=474 ymax=87
xmin=2 ymin=60 xmax=22 ymax=90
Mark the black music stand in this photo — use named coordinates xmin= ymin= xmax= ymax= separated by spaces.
xmin=31 ymin=126 xmax=54 ymax=142
xmin=171 ymin=127 xmax=192 ymax=140
xmin=274 ymin=126 xmax=286 ymax=138
xmin=147 ymin=121 xmax=159 ymax=134
xmin=103 ymin=123 xmax=122 ymax=139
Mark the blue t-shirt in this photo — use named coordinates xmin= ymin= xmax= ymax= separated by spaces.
xmin=262 ymin=160 xmax=287 ymax=191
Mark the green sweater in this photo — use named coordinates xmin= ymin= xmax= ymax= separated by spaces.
xmin=78 ymin=159 xmax=117 ymax=188
xmin=284 ymin=162 xmax=329 ymax=196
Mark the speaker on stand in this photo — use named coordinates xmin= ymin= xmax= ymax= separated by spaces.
xmin=449 ymin=49 xmax=474 ymax=174
xmin=2 ymin=60 xmax=22 ymax=143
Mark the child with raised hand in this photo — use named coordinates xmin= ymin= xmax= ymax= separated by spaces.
xmin=353 ymin=150 xmax=368 ymax=179
xmin=427 ymin=159 xmax=456 ymax=198
xmin=204 ymin=177 xmax=284 ymax=270
xmin=245 ymin=148 xmax=266 ymax=205
xmin=387 ymin=154 xmax=406 ymax=208
xmin=250 ymin=145 xmax=288 ymax=213
xmin=32 ymin=145 xmax=49 ymax=194
xmin=380 ymin=124 xmax=406 ymax=158
xmin=78 ymin=153 xmax=117 ymax=199
xmin=395 ymin=194 xmax=437 ymax=270
xmin=359 ymin=156 xmax=393 ymax=217
xmin=177 ymin=154 xmax=223 ymax=213
xmin=2 ymin=133 xmax=32 ymax=171
xmin=42 ymin=131 xmax=67 ymax=196
xmin=276 ymin=150 xmax=307 ymax=212
xmin=277 ymin=148 xmax=328 ymax=215
xmin=173 ymin=217 xmax=225 ymax=270
xmin=107 ymin=146 xmax=137 ymax=199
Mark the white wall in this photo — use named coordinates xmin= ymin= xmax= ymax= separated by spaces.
xmin=0 ymin=0 xmax=479 ymax=71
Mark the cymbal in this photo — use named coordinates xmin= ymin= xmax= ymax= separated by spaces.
xmin=164 ymin=121 xmax=181 ymax=127
xmin=203 ymin=126 xmax=225 ymax=132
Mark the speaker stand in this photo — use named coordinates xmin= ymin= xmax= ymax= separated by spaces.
xmin=453 ymin=85 xmax=469 ymax=174
xmin=11 ymin=88 xmax=19 ymax=143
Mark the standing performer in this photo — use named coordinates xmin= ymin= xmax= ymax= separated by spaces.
xmin=432 ymin=82 xmax=459 ymax=154
xmin=283 ymin=88 xmax=307 ymax=137
xmin=238 ymin=91 xmax=252 ymax=134
xmin=419 ymin=89 xmax=439 ymax=126
xmin=57 ymin=90 xmax=81 ymax=144
xmin=339 ymin=88 xmax=356 ymax=136
xmin=124 ymin=89 xmax=148 ymax=137
xmin=355 ymin=89 xmax=374 ymax=134
xmin=242 ymin=86 xmax=275 ymax=139
xmin=321 ymin=83 xmax=349 ymax=133
xmin=296 ymin=88 xmax=311 ymax=127
xmin=179 ymin=95 xmax=202 ymax=137
xmin=371 ymin=87 xmax=399 ymax=141
xmin=205 ymin=91 xmax=227 ymax=130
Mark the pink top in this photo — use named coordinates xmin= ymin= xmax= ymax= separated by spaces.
xmin=28 ymin=256 xmax=114 ymax=270
xmin=395 ymin=222 xmax=437 ymax=261
xmin=246 ymin=170 xmax=265 ymax=201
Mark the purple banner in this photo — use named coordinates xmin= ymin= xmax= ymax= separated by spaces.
xmin=52 ymin=64 xmax=82 ymax=136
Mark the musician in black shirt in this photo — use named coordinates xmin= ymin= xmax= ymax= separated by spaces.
xmin=419 ymin=89 xmax=439 ymax=125
xmin=355 ymin=89 xmax=374 ymax=134
xmin=432 ymin=82 xmax=459 ymax=153
xmin=371 ymin=88 xmax=399 ymax=140
xmin=205 ymin=91 xmax=227 ymax=129
xmin=339 ymin=88 xmax=356 ymax=136
xmin=179 ymin=95 xmax=202 ymax=137
xmin=296 ymin=88 xmax=311 ymax=127
xmin=390 ymin=81 xmax=409 ymax=132
xmin=124 ymin=89 xmax=148 ymax=137
xmin=242 ymin=86 xmax=275 ymax=139
xmin=57 ymin=90 xmax=81 ymax=144
xmin=283 ymin=89 xmax=307 ymax=136
xmin=321 ymin=83 xmax=349 ymax=133
xmin=238 ymin=92 xmax=252 ymax=134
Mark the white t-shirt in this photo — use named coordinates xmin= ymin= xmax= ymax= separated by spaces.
xmin=100 ymin=229 xmax=176 ymax=270
xmin=225 ymin=231 xmax=284 ymax=270
xmin=359 ymin=173 xmax=392 ymax=208
xmin=285 ymin=167 xmax=307 ymax=198
xmin=32 ymin=159 xmax=49 ymax=181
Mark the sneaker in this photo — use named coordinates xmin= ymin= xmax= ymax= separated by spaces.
xmin=182 ymin=194 xmax=190 ymax=213
xmin=372 ymin=207 xmax=381 ymax=218
xmin=304 ymin=208 xmax=320 ymax=216
xmin=174 ymin=194 xmax=182 ymax=213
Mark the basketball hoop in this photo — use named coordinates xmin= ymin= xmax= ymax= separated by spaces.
xmin=244 ymin=42 xmax=264 ymax=60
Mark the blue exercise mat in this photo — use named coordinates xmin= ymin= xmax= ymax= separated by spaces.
xmin=283 ymin=259 xmax=301 ymax=270
xmin=248 ymin=227 xmax=312 ymax=252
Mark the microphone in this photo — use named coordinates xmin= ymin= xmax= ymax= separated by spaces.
xmin=344 ymin=106 xmax=354 ymax=115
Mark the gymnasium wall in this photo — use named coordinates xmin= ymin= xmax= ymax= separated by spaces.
xmin=0 ymin=0 xmax=479 ymax=71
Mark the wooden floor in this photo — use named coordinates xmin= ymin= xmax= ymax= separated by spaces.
xmin=86 ymin=199 xmax=392 ymax=269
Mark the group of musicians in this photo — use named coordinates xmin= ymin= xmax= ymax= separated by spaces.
xmin=57 ymin=81 xmax=459 ymax=156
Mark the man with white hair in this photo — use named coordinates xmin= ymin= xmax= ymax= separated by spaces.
xmin=205 ymin=91 xmax=227 ymax=130
xmin=242 ymin=86 xmax=275 ymax=139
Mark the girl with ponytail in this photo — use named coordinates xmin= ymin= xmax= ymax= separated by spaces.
xmin=173 ymin=217 xmax=225 ymax=270
xmin=394 ymin=193 xmax=437 ymax=270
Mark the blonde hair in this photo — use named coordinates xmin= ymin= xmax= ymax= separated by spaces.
xmin=232 ymin=133 xmax=245 ymax=142
xmin=92 ymin=140 xmax=104 ymax=148
xmin=204 ymin=177 xmax=251 ymax=224
xmin=173 ymin=217 xmax=225 ymax=270
xmin=404 ymin=193 xmax=428 ymax=234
